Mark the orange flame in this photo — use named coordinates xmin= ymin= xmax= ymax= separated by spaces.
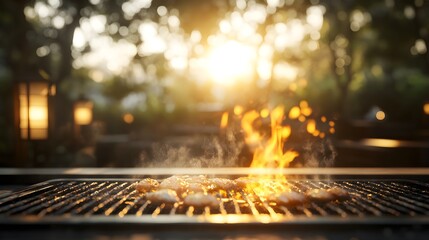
xmin=231 ymin=102 xmax=335 ymax=197
xmin=220 ymin=112 xmax=229 ymax=129
xmin=242 ymin=106 xmax=298 ymax=181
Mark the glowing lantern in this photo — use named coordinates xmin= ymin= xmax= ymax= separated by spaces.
xmin=123 ymin=113 xmax=134 ymax=124
xmin=375 ymin=110 xmax=386 ymax=121
xmin=424 ymin=102 xmax=429 ymax=115
xmin=18 ymin=82 xmax=50 ymax=140
xmin=74 ymin=99 xmax=93 ymax=125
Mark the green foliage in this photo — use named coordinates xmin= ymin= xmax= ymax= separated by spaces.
xmin=349 ymin=67 xmax=429 ymax=122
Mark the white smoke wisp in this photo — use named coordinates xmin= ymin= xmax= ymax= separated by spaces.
xmin=137 ymin=130 xmax=245 ymax=168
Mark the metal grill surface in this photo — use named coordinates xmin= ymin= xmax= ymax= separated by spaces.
xmin=0 ymin=179 xmax=429 ymax=224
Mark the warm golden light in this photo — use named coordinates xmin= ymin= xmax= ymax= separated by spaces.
xmin=123 ymin=113 xmax=134 ymax=124
xmin=220 ymin=112 xmax=229 ymax=129
xmin=362 ymin=138 xmax=400 ymax=148
xmin=19 ymin=83 xmax=49 ymax=140
xmin=206 ymin=40 xmax=255 ymax=85
xmin=288 ymin=106 xmax=300 ymax=119
xmin=424 ymin=103 xmax=429 ymax=115
xmin=232 ymin=102 xmax=336 ymax=198
xmin=234 ymin=105 xmax=244 ymax=116
xmin=375 ymin=111 xmax=385 ymax=121
xmin=242 ymin=106 xmax=298 ymax=172
xmin=260 ymin=108 xmax=270 ymax=118
xmin=306 ymin=119 xmax=316 ymax=134
xmin=74 ymin=101 xmax=93 ymax=125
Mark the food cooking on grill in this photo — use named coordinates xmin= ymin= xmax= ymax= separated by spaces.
xmin=183 ymin=175 xmax=210 ymax=193
xmin=269 ymin=191 xmax=307 ymax=206
xmin=137 ymin=176 xmax=351 ymax=207
xmin=159 ymin=175 xmax=188 ymax=194
xmin=209 ymin=178 xmax=237 ymax=191
xmin=183 ymin=192 xmax=220 ymax=207
xmin=234 ymin=176 xmax=256 ymax=190
xmin=306 ymin=188 xmax=335 ymax=203
xmin=184 ymin=175 xmax=209 ymax=184
xmin=187 ymin=182 xmax=207 ymax=193
xmin=145 ymin=189 xmax=179 ymax=204
xmin=327 ymin=187 xmax=350 ymax=200
xmin=136 ymin=178 xmax=159 ymax=193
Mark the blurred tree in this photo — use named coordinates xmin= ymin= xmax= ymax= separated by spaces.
xmin=2 ymin=0 xmax=429 ymax=151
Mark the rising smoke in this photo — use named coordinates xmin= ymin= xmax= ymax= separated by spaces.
xmin=138 ymin=129 xmax=246 ymax=168
xmin=300 ymin=138 xmax=337 ymax=168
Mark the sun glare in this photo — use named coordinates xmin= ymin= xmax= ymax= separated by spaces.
xmin=206 ymin=40 xmax=255 ymax=86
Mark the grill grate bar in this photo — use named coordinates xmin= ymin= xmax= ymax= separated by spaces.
xmin=0 ymin=182 xmax=80 ymax=215
xmin=169 ymin=202 xmax=180 ymax=215
xmin=240 ymin=191 xmax=261 ymax=216
xmin=316 ymin=182 xmax=365 ymax=217
xmin=104 ymin=188 xmax=138 ymax=216
xmin=152 ymin=203 xmax=165 ymax=217
xmin=0 ymin=182 xmax=73 ymax=213
xmin=376 ymin=182 xmax=429 ymax=211
xmin=391 ymin=182 xmax=429 ymax=199
xmin=186 ymin=206 xmax=194 ymax=217
xmin=83 ymin=182 xmax=129 ymax=216
xmin=47 ymin=182 xmax=109 ymax=216
xmin=345 ymin=182 xmax=401 ymax=216
xmin=0 ymin=183 xmax=57 ymax=206
xmin=119 ymin=194 xmax=144 ymax=217
xmin=135 ymin=200 xmax=150 ymax=216
xmin=30 ymin=182 xmax=101 ymax=216
xmin=227 ymin=192 xmax=242 ymax=215
xmin=70 ymin=182 xmax=120 ymax=215
xmin=350 ymin=182 xmax=417 ymax=215
xmin=279 ymin=206 xmax=294 ymax=218
xmin=337 ymin=181 xmax=400 ymax=216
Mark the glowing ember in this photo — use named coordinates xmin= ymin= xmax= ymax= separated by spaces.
xmin=288 ymin=106 xmax=300 ymax=119
xmin=234 ymin=105 xmax=244 ymax=116
xmin=220 ymin=112 xmax=229 ymax=129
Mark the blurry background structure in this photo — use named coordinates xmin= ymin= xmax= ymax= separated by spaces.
xmin=0 ymin=0 xmax=428 ymax=168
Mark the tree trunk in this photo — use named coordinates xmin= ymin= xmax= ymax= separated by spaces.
xmin=53 ymin=1 xmax=85 ymax=144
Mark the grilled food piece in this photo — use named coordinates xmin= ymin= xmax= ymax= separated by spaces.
xmin=187 ymin=182 xmax=207 ymax=193
xmin=328 ymin=187 xmax=350 ymax=200
xmin=209 ymin=178 xmax=237 ymax=192
xmin=183 ymin=193 xmax=220 ymax=207
xmin=159 ymin=175 xmax=188 ymax=194
xmin=136 ymin=178 xmax=159 ymax=193
xmin=145 ymin=189 xmax=179 ymax=204
xmin=306 ymin=188 xmax=335 ymax=203
xmin=270 ymin=191 xmax=307 ymax=207
xmin=183 ymin=175 xmax=208 ymax=184
xmin=234 ymin=177 xmax=257 ymax=190
xmin=183 ymin=175 xmax=210 ymax=193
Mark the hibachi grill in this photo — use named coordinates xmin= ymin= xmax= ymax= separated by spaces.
xmin=1 ymin=175 xmax=428 ymax=225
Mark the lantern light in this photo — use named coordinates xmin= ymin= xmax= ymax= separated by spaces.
xmin=424 ymin=102 xmax=429 ymax=115
xmin=19 ymin=82 xmax=49 ymax=140
xmin=74 ymin=99 xmax=93 ymax=125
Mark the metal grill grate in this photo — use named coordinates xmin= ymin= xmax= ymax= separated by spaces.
xmin=0 ymin=179 xmax=429 ymax=224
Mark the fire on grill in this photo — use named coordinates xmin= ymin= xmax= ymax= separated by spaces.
xmin=129 ymin=104 xmax=343 ymax=210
